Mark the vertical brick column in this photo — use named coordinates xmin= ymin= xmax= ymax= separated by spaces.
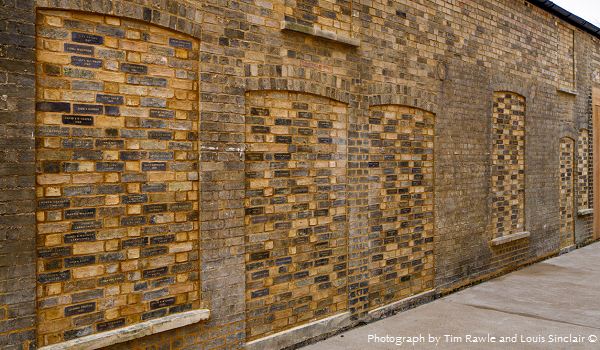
xmin=0 ymin=1 xmax=37 ymax=350
xmin=559 ymin=138 xmax=575 ymax=249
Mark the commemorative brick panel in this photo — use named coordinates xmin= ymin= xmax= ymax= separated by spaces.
xmin=244 ymin=92 xmax=348 ymax=340
xmin=366 ymin=105 xmax=435 ymax=310
xmin=490 ymin=93 xmax=526 ymax=239
xmin=559 ymin=138 xmax=575 ymax=249
xmin=35 ymin=11 xmax=200 ymax=346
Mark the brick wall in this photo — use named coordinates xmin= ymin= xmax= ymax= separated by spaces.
xmin=0 ymin=0 xmax=599 ymax=350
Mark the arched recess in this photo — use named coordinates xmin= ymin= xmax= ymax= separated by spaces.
xmin=360 ymin=105 xmax=435 ymax=309
xmin=559 ymin=137 xmax=576 ymax=250
xmin=35 ymin=10 xmax=202 ymax=347
xmin=243 ymin=90 xmax=349 ymax=341
xmin=490 ymin=92 xmax=526 ymax=240
xmin=577 ymin=129 xmax=590 ymax=211
xmin=368 ymin=83 xmax=438 ymax=115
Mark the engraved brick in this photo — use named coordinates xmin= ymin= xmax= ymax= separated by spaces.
xmin=96 ymin=94 xmax=124 ymax=105
xmin=65 ymin=302 xmax=95 ymax=316
xmin=38 ymin=247 xmax=71 ymax=259
xmin=121 ymin=194 xmax=148 ymax=204
xmin=64 ymin=231 xmax=96 ymax=243
xmin=96 ymin=318 xmax=125 ymax=332
xmin=96 ymin=162 xmax=124 ymax=172
xmin=169 ymin=38 xmax=192 ymax=49
xmin=120 ymin=216 xmax=147 ymax=226
xmin=95 ymin=139 xmax=124 ymax=149
xmin=97 ymin=274 xmax=126 ymax=286
xmin=38 ymin=126 xmax=70 ymax=137
xmin=38 ymin=270 xmax=71 ymax=284
xmin=71 ymin=56 xmax=103 ymax=68
xmin=65 ymin=43 xmax=95 ymax=56
xmin=142 ymin=183 xmax=167 ymax=192
xmin=142 ymin=162 xmax=167 ymax=171
xmin=72 ymin=32 xmax=104 ymax=45
xmin=65 ymin=208 xmax=96 ymax=220
xmin=38 ymin=198 xmax=70 ymax=210
xmin=149 ymin=151 xmax=174 ymax=160
xmin=149 ymin=109 xmax=174 ymax=119
xmin=120 ymin=63 xmax=148 ymax=74
xmin=62 ymin=138 xmax=93 ymax=149
xmin=71 ymin=220 xmax=102 ymax=231
xmin=143 ymin=204 xmax=167 ymax=214
xmin=148 ymin=131 xmax=172 ymax=140
xmin=142 ymin=267 xmax=168 ymax=279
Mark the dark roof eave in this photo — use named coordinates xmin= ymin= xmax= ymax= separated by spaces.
xmin=525 ymin=0 xmax=600 ymax=39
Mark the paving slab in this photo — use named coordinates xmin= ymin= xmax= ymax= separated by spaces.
xmin=302 ymin=243 xmax=600 ymax=350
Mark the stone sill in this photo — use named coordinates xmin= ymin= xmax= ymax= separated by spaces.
xmin=490 ymin=231 xmax=530 ymax=247
xmin=39 ymin=309 xmax=210 ymax=350
xmin=556 ymin=86 xmax=578 ymax=95
xmin=281 ymin=21 xmax=360 ymax=47
xmin=578 ymin=208 xmax=593 ymax=216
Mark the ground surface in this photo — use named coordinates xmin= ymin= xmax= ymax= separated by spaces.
xmin=302 ymin=242 xmax=600 ymax=349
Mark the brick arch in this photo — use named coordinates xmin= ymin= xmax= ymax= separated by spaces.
xmin=490 ymin=75 xmax=533 ymax=101
xmin=244 ymin=78 xmax=351 ymax=104
xmin=36 ymin=1 xmax=201 ymax=38
xmin=368 ymin=84 xmax=438 ymax=115
xmin=558 ymin=124 xmax=578 ymax=141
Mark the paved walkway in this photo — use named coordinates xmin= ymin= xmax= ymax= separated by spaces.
xmin=302 ymin=242 xmax=600 ymax=350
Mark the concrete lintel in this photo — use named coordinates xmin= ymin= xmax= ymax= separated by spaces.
xmin=39 ymin=309 xmax=210 ymax=350
xmin=556 ymin=86 xmax=578 ymax=96
xmin=281 ymin=21 xmax=360 ymax=47
xmin=366 ymin=289 xmax=438 ymax=321
xmin=490 ymin=231 xmax=530 ymax=246
xmin=559 ymin=244 xmax=577 ymax=255
xmin=245 ymin=312 xmax=353 ymax=350
xmin=578 ymin=208 xmax=593 ymax=216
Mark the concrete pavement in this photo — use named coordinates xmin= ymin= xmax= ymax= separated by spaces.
xmin=302 ymin=242 xmax=600 ymax=350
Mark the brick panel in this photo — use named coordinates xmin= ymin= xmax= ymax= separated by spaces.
xmin=366 ymin=105 xmax=434 ymax=309
xmin=35 ymin=11 xmax=200 ymax=346
xmin=559 ymin=138 xmax=575 ymax=249
xmin=491 ymin=92 xmax=525 ymax=239
xmin=244 ymin=91 xmax=347 ymax=340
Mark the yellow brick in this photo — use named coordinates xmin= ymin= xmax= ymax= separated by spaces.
xmin=96 ymin=70 xmax=126 ymax=83
xmin=72 ymin=174 xmax=103 ymax=183
xmin=73 ymin=265 xmax=104 ymax=278
xmin=73 ymin=241 xmax=104 ymax=255
xmin=37 ymin=174 xmax=70 ymax=185
xmin=120 ymin=40 xmax=147 ymax=52
xmin=37 ymin=52 xmax=69 ymax=64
